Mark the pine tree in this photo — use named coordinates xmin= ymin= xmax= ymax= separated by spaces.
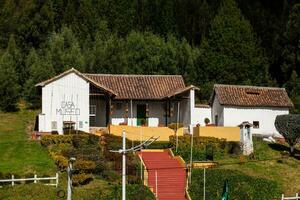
xmin=281 ymin=3 xmax=300 ymax=82
xmin=47 ymin=27 xmax=85 ymax=73
xmin=23 ymin=49 xmax=55 ymax=108
xmin=199 ymin=0 xmax=269 ymax=93
xmin=6 ymin=35 xmax=24 ymax=85
xmin=0 ymin=52 xmax=20 ymax=111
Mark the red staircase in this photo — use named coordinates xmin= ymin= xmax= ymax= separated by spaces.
xmin=138 ymin=151 xmax=187 ymax=200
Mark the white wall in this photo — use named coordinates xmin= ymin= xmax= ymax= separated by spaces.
xmin=111 ymin=101 xmax=166 ymax=127
xmin=223 ymin=106 xmax=289 ymax=136
xmin=211 ymin=96 xmax=224 ymax=126
xmin=39 ymin=72 xmax=90 ymax=134
xmin=192 ymin=107 xmax=211 ymax=126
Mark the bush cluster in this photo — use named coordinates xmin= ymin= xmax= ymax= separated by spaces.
xmin=41 ymin=132 xmax=141 ymax=186
xmin=170 ymin=135 xmax=241 ymax=161
xmin=40 ymin=135 xmax=72 ymax=146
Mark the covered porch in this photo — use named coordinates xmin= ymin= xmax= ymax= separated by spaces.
xmin=89 ymin=85 xmax=195 ymax=128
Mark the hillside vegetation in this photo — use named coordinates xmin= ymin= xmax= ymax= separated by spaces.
xmin=0 ymin=0 xmax=299 ymax=113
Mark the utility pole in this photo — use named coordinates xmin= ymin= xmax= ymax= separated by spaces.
xmin=203 ymin=168 xmax=206 ymax=200
xmin=110 ymin=129 xmax=159 ymax=200
xmin=122 ymin=131 xmax=126 ymax=200
xmin=67 ymin=157 xmax=76 ymax=200
xmin=189 ymin=131 xmax=194 ymax=185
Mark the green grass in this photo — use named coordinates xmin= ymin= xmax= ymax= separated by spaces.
xmin=215 ymin=138 xmax=300 ymax=195
xmin=0 ymin=110 xmax=56 ymax=175
xmin=0 ymin=173 xmax=155 ymax=200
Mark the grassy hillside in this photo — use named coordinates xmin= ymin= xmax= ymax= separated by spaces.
xmin=0 ymin=110 xmax=155 ymax=200
xmin=218 ymin=138 xmax=300 ymax=195
xmin=0 ymin=110 xmax=56 ymax=174
xmin=188 ymin=138 xmax=300 ymax=199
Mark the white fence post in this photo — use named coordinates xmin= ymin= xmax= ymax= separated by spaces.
xmin=0 ymin=173 xmax=58 ymax=187
xmin=34 ymin=174 xmax=37 ymax=183
xmin=55 ymin=173 xmax=59 ymax=188
xmin=296 ymin=193 xmax=299 ymax=199
xmin=11 ymin=175 xmax=14 ymax=186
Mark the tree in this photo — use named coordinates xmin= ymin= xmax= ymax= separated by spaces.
xmin=23 ymin=49 xmax=55 ymax=108
xmin=198 ymin=0 xmax=269 ymax=95
xmin=281 ymin=4 xmax=300 ymax=82
xmin=275 ymin=114 xmax=300 ymax=155
xmin=47 ymin=27 xmax=85 ymax=73
xmin=0 ymin=51 xmax=19 ymax=111
xmin=6 ymin=34 xmax=24 ymax=85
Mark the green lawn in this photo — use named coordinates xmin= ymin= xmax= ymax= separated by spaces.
xmin=0 ymin=110 xmax=156 ymax=200
xmin=217 ymin=138 xmax=300 ymax=195
xmin=0 ymin=110 xmax=56 ymax=175
xmin=0 ymin=174 xmax=155 ymax=200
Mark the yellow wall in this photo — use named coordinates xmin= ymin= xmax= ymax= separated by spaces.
xmin=109 ymin=125 xmax=184 ymax=141
xmin=193 ymin=126 xmax=240 ymax=141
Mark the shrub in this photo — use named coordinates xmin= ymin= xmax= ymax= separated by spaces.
xmin=204 ymin=118 xmax=210 ymax=125
xmin=102 ymin=170 xmax=121 ymax=182
xmin=40 ymin=135 xmax=72 ymax=147
xmin=51 ymin=154 xmax=68 ymax=170
xmin=74 ymin=159 xmax=96 ymax=173
xmin=189 ymin=169 xmax=281 ymax=200
xmin=72 ymin=173 xmax=93 ymax=186
xmin=275 ymin=114 xmax=300 ymax=155
xmin=170 ymin=135 xmax=240 ymax=161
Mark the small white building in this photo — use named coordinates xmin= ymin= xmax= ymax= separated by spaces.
xmin=36 ymin=68 xmax=198 ymax=134
xmin=210 ymin=84 xmax=294 ymax=136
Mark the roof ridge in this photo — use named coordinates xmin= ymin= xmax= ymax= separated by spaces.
xmin=85 ymin=73 xmax=183 ymax=77
xmin=214 ymin=84 xmax=286 ymax=90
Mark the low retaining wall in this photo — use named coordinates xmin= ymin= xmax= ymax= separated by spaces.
xmin=193 ymin=126 xmax=240 ymax=141
xmin=109 ymin=125 xmax=185 ymax=141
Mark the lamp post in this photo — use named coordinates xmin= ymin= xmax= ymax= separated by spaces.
xmin=67 ymin=157 xmax=76 ymax=200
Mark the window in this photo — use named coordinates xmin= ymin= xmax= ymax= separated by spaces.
xmin=253 ymin=121 xmax=259 ymax=129
xmin=90 ymin=105 xmax=96 ymax=116
xmin=90 ymin=116 xmax=96 ymax=127
xmin=79 ymin=121 xmax=83 ymax=129
xmin=51 ymin=121 xmax=57 ymax=130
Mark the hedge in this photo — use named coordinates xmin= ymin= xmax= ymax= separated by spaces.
xmin=189 ymin=169 xmax=281 ymax=200
xmin=170 ymin=135 xmax=241 ymax=161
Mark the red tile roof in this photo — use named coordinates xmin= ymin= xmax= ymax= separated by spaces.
xmin=36 ymin=68 xmax=196 ymax=100
xmin=212 ymin=84 xmax=294 ymax=108
xmin=85 ymin=73 xmax=190 ymax=99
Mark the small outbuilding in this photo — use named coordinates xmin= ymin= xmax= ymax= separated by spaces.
xmin=210 ymin=84 xmax=294 ymax=136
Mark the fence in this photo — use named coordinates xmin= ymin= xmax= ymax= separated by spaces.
xmin=0 ymin=173 xmax=59 ymax=187
xmin=282 ymin=193 xmax=300 ymax=200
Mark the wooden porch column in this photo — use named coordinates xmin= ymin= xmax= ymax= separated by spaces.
xmin=106 ymin=95 xmax=111 ymax=126
xmin=165 ymin=100 xmax=169 ymax=126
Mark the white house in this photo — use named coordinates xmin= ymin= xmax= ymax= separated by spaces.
xmin=210 ymin=84 xmax=294 ymax=136
xmin=36 ymin=68 xmax=198 ymax=134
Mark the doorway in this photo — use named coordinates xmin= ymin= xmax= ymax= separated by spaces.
xmin=137 ymin=104 xmax=147 ymax=126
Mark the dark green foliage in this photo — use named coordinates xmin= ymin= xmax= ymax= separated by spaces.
xmin=170 ymin=135 xmax=241 ymax=161
xmin=189 ymin=169 xmax=281 ymax=200
xmin=275 ymin=114 xmax=300 ymax=155
xmin=198 ymin=0 xmax=269 ymax=99
xmin=0 ymin=0 xmax=299 ymax=107
xmin=0 ymin=51 xmax=20 ymax=111
xmin=105 ymin=184 xmax=155 ymax=200
xmin=23 ymin=49 xmax=55 ymax=108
